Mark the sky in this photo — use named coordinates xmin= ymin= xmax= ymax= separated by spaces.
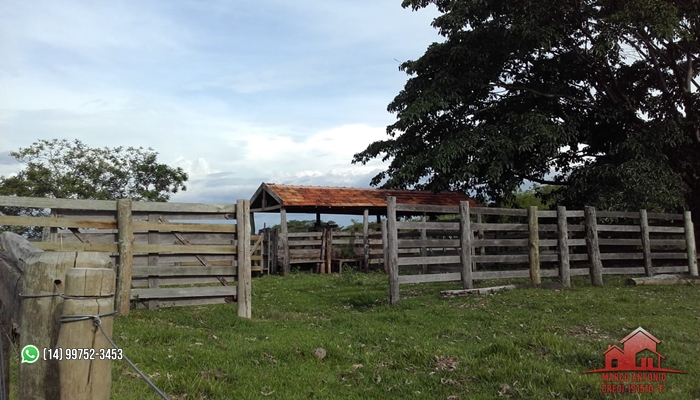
xmin=0 ymin=0 xmax=443 ymax=227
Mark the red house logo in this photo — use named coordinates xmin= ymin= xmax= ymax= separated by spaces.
xmin=585 ymin=327 xmax=684 ymax=394
xmin=586 ymin=327 xmax=684 ymax=373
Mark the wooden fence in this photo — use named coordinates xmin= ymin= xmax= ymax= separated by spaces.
xmin=385 ymin=197 xmax=698 ymax=304
xmin=261 ymin=227 xmax=385 ymax=273
xmin=0 ymin=195 xmax=253 ymax=315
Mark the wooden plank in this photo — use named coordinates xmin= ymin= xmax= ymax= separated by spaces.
xmin=132 ymin=244 xmax=236 ymax=254
xmin=585 ymin=206 xmax=603 ymax=286
xmin=398 ymin=272 xmax=461 ymax=284
xmin=639 ymin=209 xmax=654 ymax=277
xmin=381 ymin=219 xmax=388 ymax=273
xmin=557 ymin=206 xmax=571 ymax=288
xmin=472 ymin=254 xmax=530 ymax=263
xmin=567 ymin=225 xmax=586 ymax=232
xmin=132 ymin=221 xmax=236 ymax=233
xmin=650 ymin=253 xmax=688 ymax=259
xmin=387 ymin=197 xmax=399 ymax=305
xmin=650 ymin=239 xmax=687 ymax=246
xmin=287 ymin=232 xmax=323 ymax=238
xmin=472 ymin=239 xmax=528 ymax=247
xmin=600 ymin=253 xmax=643 ymax=260
xmin=459 ymin=201 xmax=473 ymax=289
xmin=471 ymin=223 xmax=528 ymax=231
xmin=399 ymin=239 xmax=461 ymax=247
xmin=647 ymin=212 xmax=685 ymax=221
xmin=288 ymin=240 xmax=323 ymax=246
xmin=236 ymin=199 xmax=252 ymax=318
xmin=648 ymin=226 xmax=685 ymax=233
xmin=133 ymin=265 xmax=236 ymax=277
xmin=684 ymin=211 xmax=698 ymax=276
xmin=537 ymin=210 xmax=557 ymax=218
xmin=152 ymin=297 xmax=230 ymax=308
xmin=394 ymin=204 xmax=458 ymax=214
xmin=35 ymin=242 xmax=118 ymax=252
xmin=0 ymin=195 xmax=237 ymax=214
xmin=596 ymin=211 xmax=642 ymax=218
xmin=131 ymin=286 xmax=237 ymax=300
xmin=398 ymin=255 xmax=461 ymax=266
xmin=395 ymin=221 xmax=460 ymax=230
xmin=597 ymin=225 xmax=641 ymax=232
xmin=132 ymin=276 xmax=239 ymax=287
xmin=599 ymin=239 xmax=642 ymax=246
xmin=470 ymin=207 xmax=527 ymax=216
xmin=566 ymin=210 xmax=585 ymax=217
xmin=568 ymin=239 xmax=587 ymax=246
xmin=0 ymin=215 xmax=116 ymax=229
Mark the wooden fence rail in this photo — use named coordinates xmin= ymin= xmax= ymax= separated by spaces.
xmin=385 ymin=198 xmax=698 ymax=304
xmin=0 ymin=195 xmax=253 ymax=315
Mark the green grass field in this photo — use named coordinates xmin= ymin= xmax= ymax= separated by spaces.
xmin=9 ymin=271 xmax=700 ymax=399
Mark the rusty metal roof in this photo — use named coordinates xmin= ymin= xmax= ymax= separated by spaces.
xmin=250 ymin=183 xmax=480 ymax=215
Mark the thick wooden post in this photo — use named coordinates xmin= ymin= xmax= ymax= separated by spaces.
xmin=477 ymin=214 xmax=485 ymax=258
xmin=639 ymin=209 xmax=654 ymax=277
xmin=19 ymin=252 xmax=112 ymax=400
xmin=420 ymin=215 xmax=428 ymax=274
xmin=280 ymin=207 xmax=290 ymax=276
xmin=557 ymin=206 xmax=571 ymax=288
xmin=325 ymin=228 xmax=333 ymax=274
xmin=57 ymin=267 xmax=115 ymax=400
xmin=363 ymin=209 xmax=370 ymax=271
xmin=387 ymin=197 xmax=400 ymax=305
xmin=684 ymin=211 xmax=698 ymax=276
xmin=585 ymin=206 xmax=604 ymax=286
xmin=236 ymin=200 xmax=252 ymax=318
xmin=528 ymin=206 xmax=541 ymax=285
xmin=381 ymin=219 xmax=388 ymax=274
xmin=116 ymin=199 xmax=133 ymax=316
xmin=459 ymin=201 xmax=474 ymax=289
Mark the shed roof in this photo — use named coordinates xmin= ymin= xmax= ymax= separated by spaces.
xmin=250 ymin=183 xmax=480 ymax=215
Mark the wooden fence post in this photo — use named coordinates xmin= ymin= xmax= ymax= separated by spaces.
xmin=584 ymin=206 xmax=604 ymax=286
xmin=236 ymin=200 xmax=252 ymax=318
xmin=420 ymin=215 xmax=428 ymax=274
xmin=556 ymin=206 xmax=571 ymax=288
xmin=280 ymin=207 xmax=290 ymax=276
xmin=639 ymin=209 xmax=654 ymax=277
xmin=459 ymin=201 xmax=474 ymax=289
xmin=381 ymin=219 xmax=388 ymax=274
xmin=116 ymin=199 xmax=133 ymax=316
xmin=147 ymin=213 xmax=160 ymax=311
xmin=57 ymin=267 xmax=115 ymax=400
xmin=386 ymin=197 xmax=400 ymax=305
xmin=363 ymin=209 xmax=370 ymax=272
xmin=684 ymin=211 xmax=698 ymax=276
xmin=325 ymin=228 xmax=333 ymax=274
xmin=528 ymin=206 xmax=541 ymax=285
xmin=18 ymin=252 xmax=112 ymax=400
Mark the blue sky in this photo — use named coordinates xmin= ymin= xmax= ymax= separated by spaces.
xmin=0 ymin=0 xmax=443 ymax=227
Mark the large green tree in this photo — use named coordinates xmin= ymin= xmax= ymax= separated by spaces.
xmin=353 ymin=1 xmax=699 ymax=221
xmin=1 ymin=139 xmax=188 ymax=235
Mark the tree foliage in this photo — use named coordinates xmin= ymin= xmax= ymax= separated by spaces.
xmin=1 ymin=139 xmax=188 ymax=236
xmin=353 ymin=0 xmax=700 ymax=217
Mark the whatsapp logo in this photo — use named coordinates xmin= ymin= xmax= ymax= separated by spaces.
xmin=21 ymin=345 xmax=40 ymax=364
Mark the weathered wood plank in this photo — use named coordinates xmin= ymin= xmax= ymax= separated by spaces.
xmin=648 ymin=226 xmax=685 ymax=233
xmin=131 ymin=286 xmax=237 ymax=299
xmin=566 ymin=210 xmax=585 ymax=217
xmin=132 ymin=221 xmax=236 ymax=233
xmin=596 ymin=211 xmax=642 ymax=218
xmin=0 ymin=215 xmax=116 ymax=229
xmin=35 ymin=242 xmax=118 ymax=252
xmin=596 ymin=225 xmax=641 ymax=232
xmin=472 ymin=254 xmax=530 ymax=263
xmin=133 ymin=244 xmax=236 ymax=254
xmin=398 ymin=272 xmax=461 ymax=284
xmin=470 ymin=208 xmax=528 ymax=216
xmin=471 ymin=223 xmax=529 ymax=231
xmin=0 ymin=195 xmax=237 ymax=214
xmin=394 ymin=204 xmax=458 ymax=214
xmin=132 ymin=276 xmax=237 ymax=287
xmin=395 ymin=221 xmax=460 ymax=230
xmin=399 ymin=239 xmax=461 ymax=248
xmin=116 ymin=199 xmax=134 ymax=315
xmin=132 ymin=265 xmax=236 ymax=277
xmin=287 ymin=232 xmax=323 ymax=238
xmin=398 ymin=255 xmax=461 ymax=266
xmin=472 ymin=239 xmax=528 ymax=247
xmin=647 ymin=212 xmax=684 ymax=220
xmin=280 ymin=207 xmax=290 ymax=275
xmin=528 ymin=206 xmax=541 ymax=284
